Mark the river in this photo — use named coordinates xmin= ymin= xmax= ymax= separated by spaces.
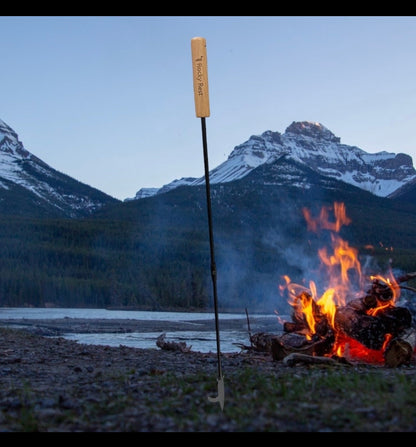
xmin=0 ymin=307 xmax=280 ymax=353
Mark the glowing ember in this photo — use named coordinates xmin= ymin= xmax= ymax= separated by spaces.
xmin=333 ymin=332 xmax=391 ymax=365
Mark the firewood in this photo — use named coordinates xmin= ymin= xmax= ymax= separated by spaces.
xmin=397 ymin=271 xmax=416 ymax=283
xmin=283 ymin=320 xmax=307 ymax=334
xmin=334 ymin=306 xmax=386 ymax=350
xmin=367 ymin=280 xmax=395 ymax=302
xmin=347 ymin=295 xmax=378 ymax=312
xmin=377 ymin=306 xmax=413 ymax=334
xmin=384 ymin=338 xmax=413 ymax=367
xmin=278 ymin=271 xmax=416 ymax=367
xmin=246 ymin=330 xmax=335 ymax=360
xmin=333 ymin=305 xmax=412 ymax=351
xmin=286 ymin=291 xmax=332 ymax=338
xmin=270 ymin=332 xmax=335 ymax=361
xmin=271 ymin=335 xmax=315 ymax=360
xmin=249 ymin=332 xmax=279 ymax=353
xmin=400 ymin=327 xmax=416 ymax=349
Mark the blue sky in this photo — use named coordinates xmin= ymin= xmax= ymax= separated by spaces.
xmin=1 ymin=16 xmax=416 ymax=201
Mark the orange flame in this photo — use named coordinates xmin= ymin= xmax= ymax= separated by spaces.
xmin=280 ymin=202 xmax=399 ymax=363
xmin=302 ymin=202 xmax=351 ymax=233
xmin=366 ymin=274 xmax=400 ymax=316
xmin=294 ymin=202 xmax=361 ymax=325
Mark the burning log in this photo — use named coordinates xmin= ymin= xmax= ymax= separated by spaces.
xmin=274 ymin=274 xmax=416 ymax=366
xmin=334 ymin=300 xmax=412 ymax=351
xmin=283 ymin=291 xmax=331 ymax=338
xmin=331 ymin=274 xmax=413 ymax=351
xmin=274 ymin=202 xmax=416 ymax=367
xmin=246 ymin=304 xmax=414 ymax=367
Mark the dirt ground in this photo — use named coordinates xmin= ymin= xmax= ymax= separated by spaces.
xmin=1 ymin=318 xmax=416 ymax=432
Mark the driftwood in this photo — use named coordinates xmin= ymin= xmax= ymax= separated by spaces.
xmin=245 ymin=307 xmax=253 ymax=348
xmin=247 ymin=332 xmax=279 ymax=353
xmin=156 ymin=333 xmax=191 ymax=352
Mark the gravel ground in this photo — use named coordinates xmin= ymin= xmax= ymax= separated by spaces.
xmin=1 ymin=319 xmax=416 ymax=432
xmin=0 ymin=324 xmax=278 ymax=432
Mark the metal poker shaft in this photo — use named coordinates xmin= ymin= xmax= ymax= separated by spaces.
xmin=201 ymin=115 xmax=222 ymax=379
xmin=191 ymin=36 xmax=224 ymax=411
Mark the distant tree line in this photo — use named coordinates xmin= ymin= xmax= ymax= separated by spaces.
xmin=1 ymin=182 xmax=416 ymax=313
xmin=0 ymin=216 xmax=212 ymax=310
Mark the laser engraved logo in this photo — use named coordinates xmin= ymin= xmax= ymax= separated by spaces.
xmin=195 ymin=56 xmax=205 ymax=96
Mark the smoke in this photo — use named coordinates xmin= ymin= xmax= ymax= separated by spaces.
xmin=214 ymin=198 xmax=317 ymax=314
xmin=215 ymin=197 xmax=396 ymax=315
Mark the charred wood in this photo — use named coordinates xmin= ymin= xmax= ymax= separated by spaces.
xmin=377 ymin=306 xmax=413 ymax=334
xmin=384 ymin=338 xmax=413 ymax=367
xmin=334 ymin=306 xmax=389 ymax=350
xmin=366 ymin=272 xmax=416 ymax=302
xmin=285 ymin=291 xmax=331 ymax=338
xmin=367 ymin=279 xmax=396 ymax=302
xmin=334 ymin=304 xmax=412 ymax=351
xmin=249 ymin=332 xmax=279 ymax=353
xmin=244 ymin=272 xmax=416 ymax=367
xmin=270 ymin=332 xmax=335 ymax=361
xmin=347 ymin=295 xmax=378 ymax=312
xmin=397 ymin=271 xmax=416 ymax=283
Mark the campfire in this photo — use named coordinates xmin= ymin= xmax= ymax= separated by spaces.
xmin=250 ymin=202 xmax=416 ymax=368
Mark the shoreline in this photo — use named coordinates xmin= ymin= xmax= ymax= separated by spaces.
xmin=0 ymin=305 xmax=277 ymax=314
xmin=0 ymin=315 xmax=282 ymax=337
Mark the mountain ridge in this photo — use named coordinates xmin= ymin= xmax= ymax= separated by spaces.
xmin=129 ymin=121 xmax=416 ymax=201
xmin=0 ymin=119 xmax=120 ymax=217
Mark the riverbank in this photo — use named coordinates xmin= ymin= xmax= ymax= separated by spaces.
xmin=0 ymin=315 xmax=279 ymax=337
xmin=1 ymin=325 xmax=416 ymax=432
xmin=0 ymin=326 xmax=275 ymax=432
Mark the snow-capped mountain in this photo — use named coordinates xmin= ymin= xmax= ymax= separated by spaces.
xmin=129 ymin=178 xmax=196 ymax=200
xmin=0 ymin=119 xmax=119 ymax=217
xmin=129 ymin=121 xmax=416 ymax=200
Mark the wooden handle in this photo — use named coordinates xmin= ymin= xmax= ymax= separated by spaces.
xmin=191 ymin=37 xmax=210 ymax=118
